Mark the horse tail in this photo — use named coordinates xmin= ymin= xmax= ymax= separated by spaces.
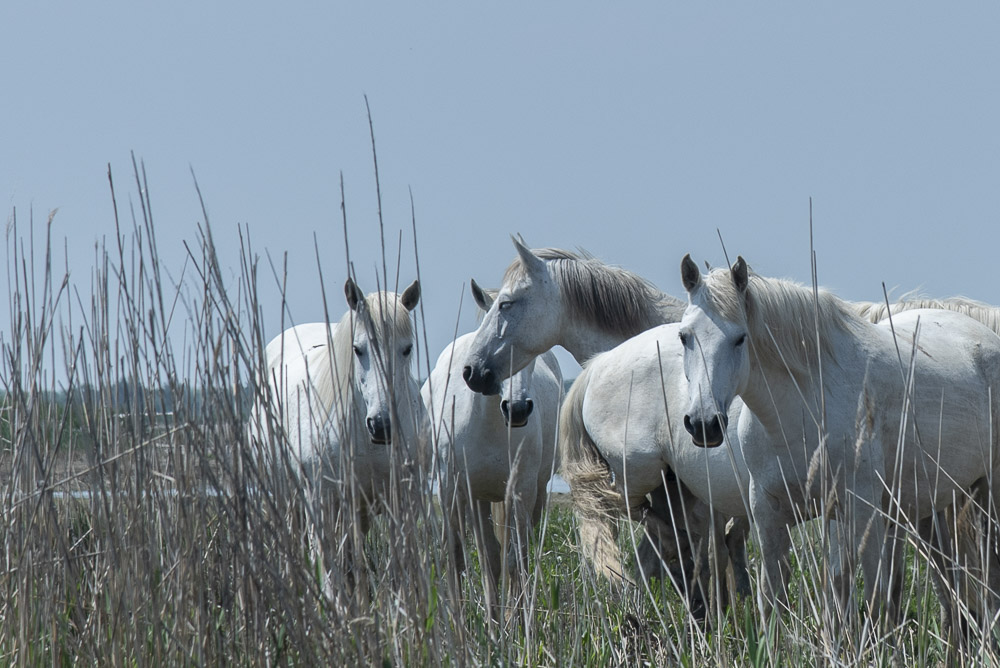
xmin=558 ymin=365 xmax=632 ymax=582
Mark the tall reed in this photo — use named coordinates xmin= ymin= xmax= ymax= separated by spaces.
xmin=1 ymin=157 xmax=997 ymax=665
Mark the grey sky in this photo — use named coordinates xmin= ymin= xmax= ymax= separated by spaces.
xmin=4 ymin=3 xmax=999 ymax=380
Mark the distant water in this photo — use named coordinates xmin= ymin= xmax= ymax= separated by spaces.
xmin=45 ymin=487 xmax=221 ymax=501
xmin=547 ymin=474 xmax=570 ymax=494
xmin=42 ymin=475 xmax=570 ymax=501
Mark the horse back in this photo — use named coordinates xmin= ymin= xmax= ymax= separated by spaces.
xmin=871 ymin=308 xmax=1000 ymax=503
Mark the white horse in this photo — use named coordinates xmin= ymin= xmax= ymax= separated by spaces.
xmin=423 ymin=315 xmax=562 ymax=610
xmin=569 ymin=277 xmax=1000 ymax=628
xmin=679 ymin=254 xmax=1000 ymax=621
xmin=251 ymin=277 xmax=424 ymax=587
xmin=559 ymin=325 xmax=752 ymax=616
xmin=460 ymin=237 xmax=748 ymax=618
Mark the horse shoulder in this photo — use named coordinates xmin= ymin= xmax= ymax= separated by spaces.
xmin=579 ymin=333 xmax=675 ymax=466
xmin=423 ymin=336 xmax=470 ymax=406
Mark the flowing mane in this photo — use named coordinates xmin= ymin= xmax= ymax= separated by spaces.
xmin=503 ymin=248 xmax=686 ymax=338
xmin=701 ymin=267 xmax=865 ymax=378
xmin=854 ymin=295 xmax=1000 ymax=336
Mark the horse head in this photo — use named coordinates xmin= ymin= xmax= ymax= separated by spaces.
xmin=678 ymin=254 xmax=750 ymax=448
xmin=345 ymin=276 xmax=420 ymax=445
xmin=463 ymin=236 xmax=562 ymax=395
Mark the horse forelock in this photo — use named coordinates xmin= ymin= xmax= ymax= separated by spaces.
xmin=701 ymin=267 xmax=861 ymax=377
xmin=325 ymin=291 xmax=415 ymax=414
xmin=361 ymin=290 xmax=416 ymax=344
xmin=503 ymin=247 xmax=685 ymax=337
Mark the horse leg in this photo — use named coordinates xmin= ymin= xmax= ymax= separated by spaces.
xmin=926 ymin=479 xmax=1000 ymax=652
xmin=473 ymin=499 xmax=504 ymax=619
xmin=673 ymin=497 xmax=730 ymax=623
xmin=637 ymin=470 xmax=725 ymax=622
xmin=636 ymin=481 xmax=685 ymax=585
xmin=749 ymin=478 xmax=793 ymax=619
xmin=531 ymin=477 xmax=548 ymax=527
xmin=440 ymin=475 xmax=469 ymax=596
xmin=310 ymin=484 xmax=340 ymax=601
xmin=970 ymin=476 xmax=1000 ymax=640
xmin=883 ymin=515 xmax=908 ymax=625
xmin=351 ymin=504 xmax=374 ymax=610
xmin=918 ymin=509 xmax=970 ymax=649
xmin=504 ymin=464 xmax=540 ymax=617
xmin=636 ymin=493 xmax=722 ymax=624
xmin=726 ymin=516 xmax=753 ymax=600
xmin=850 ymin=457 xmax=891 ymax=621
xmin=661 ymin=471 xmax=740 ymax=616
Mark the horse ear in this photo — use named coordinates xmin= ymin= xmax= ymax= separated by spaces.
xmin=345 ymin=277 xmax=365 ymax=311
xmin=680 ymin=254 xmax=702 ymax=293
xmin=511 ymin=234 xmax=547 ymax=279
xmin=731 ymin=256 xmax=749 ymax=294
xmin=470 ymin=278 xmax=494 ymax=310
xmin=400 ymin=279 xmax=420 ymax=311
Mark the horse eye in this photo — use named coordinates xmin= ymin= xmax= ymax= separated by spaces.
xmin=735 ymin=334 xmax=747 ymax=347
xmin=353 ymin=345 xmax=363 ymax=358
xmin=402 ymin=344 xmax=413 ymax=357
xmin=499 ymin=301 xmax=514 ymax=311
xmin=679 ymin=332 xmax=690 ymax=347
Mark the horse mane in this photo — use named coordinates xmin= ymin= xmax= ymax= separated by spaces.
xmin=854 ymin=296 xmax=1000 ymax=336
xmin=503 ymin=248 xmax=686 ymax=338
xmin=701 ymin=267 xmax=865 ymax=378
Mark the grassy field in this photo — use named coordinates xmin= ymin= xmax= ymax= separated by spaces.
xmin=2 ymin=166 xmax=999 ymax=666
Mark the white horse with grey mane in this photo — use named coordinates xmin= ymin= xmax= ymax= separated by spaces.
xmin=462 ymin=237 xmax=1000 ymax=627
xmin=460 ymin=237 xmax=747 ymax=619
xmin=679 ymin=254 xmax=1000 ymax=624
xmin=250 ymin=277 xmax=425 ymax=590
xmin=423 ymin=283 xmax=562 ymax=610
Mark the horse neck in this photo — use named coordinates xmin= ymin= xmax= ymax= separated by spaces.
xmin=741 ymin=357 xmax=804 ymax=438
xmin=558 ymin=325 xmax=631 ymax=364
xmin=741 ymin=324 xmax=868 ymax=444
xmin=545 ymin=256 xmax=686 ymax=363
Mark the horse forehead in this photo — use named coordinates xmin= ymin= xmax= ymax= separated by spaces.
xmin=684 ymin=300 xmax=738 ymax=341
xmin=352 ymin=321 xmax=378 ymax=347
xmin=682 ymin=291 xmax=715 ymax=327
xmin=503 ymin=273 xmax=541 ymax=297
xmin=361 ymin=296 xmax=413 ymax=339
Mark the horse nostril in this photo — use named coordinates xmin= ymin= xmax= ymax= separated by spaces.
xmin=367 ymin=416 xmax=391 ymax=444
xmin=683 ymin=414 xmax=696 ymax=436
xmin=525 ymin=398 xmax=533 ymax=413
xmin=500 ymin=399 xmax=510 ymax=417
xmin=463 ymin=364 xmax=497 ymax=394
